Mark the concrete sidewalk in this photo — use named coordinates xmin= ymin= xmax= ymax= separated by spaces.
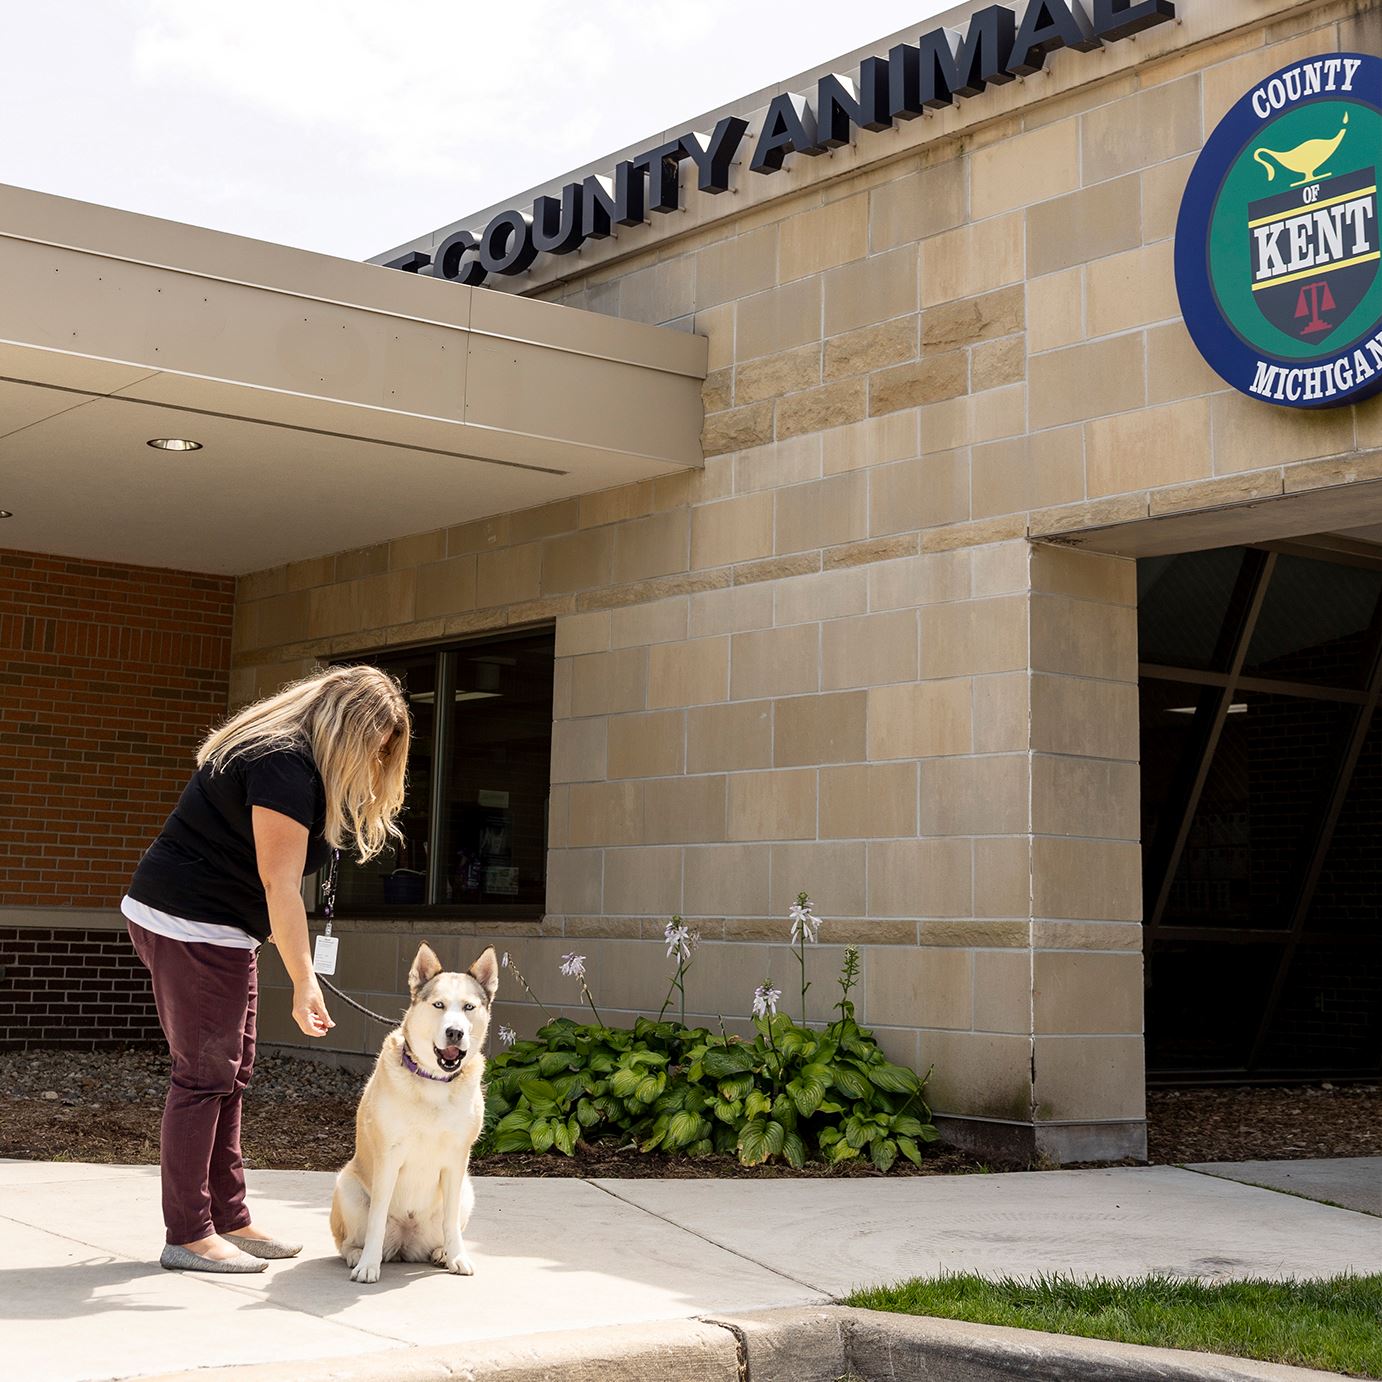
xmin=1 ymin=1158 xmax=1379 ymax=1382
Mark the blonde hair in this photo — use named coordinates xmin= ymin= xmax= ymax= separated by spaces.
xmin=198 ymin=665 xmax=411 ymax=862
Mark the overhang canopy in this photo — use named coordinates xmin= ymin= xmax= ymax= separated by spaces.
xmin=0 ymin=184 xmax=706 ymax=575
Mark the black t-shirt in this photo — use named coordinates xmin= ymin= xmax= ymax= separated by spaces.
xmin=128 ymin=746 xmax=332 ymax=942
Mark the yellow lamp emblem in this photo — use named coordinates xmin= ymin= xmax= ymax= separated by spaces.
xmin=1253 ymin=112 xmax=1350 ymax=187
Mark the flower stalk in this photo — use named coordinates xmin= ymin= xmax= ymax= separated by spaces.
xmin=500 ymin=952 xmax=555 ymax=1022
xmin=658 ymin=916 xmax=699 ymax=1025
xmin=560 ymin=952 xmax=604 ymax=1027
xmin=788 ymin=892 xmax=820 ymax=1025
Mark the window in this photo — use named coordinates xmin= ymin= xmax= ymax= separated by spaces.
xmin=332 ymin=629 xmax=554 ymax=917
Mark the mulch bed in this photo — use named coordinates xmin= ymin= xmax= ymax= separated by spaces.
xmin=1 ymin=1047 xmax=1377 ymax=1176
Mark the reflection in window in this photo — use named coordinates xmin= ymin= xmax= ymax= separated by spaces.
xmin=332 ymin=630 xmax=554 ymax=915
xmin=1137 ymin=547 xmax=1248 ymax=671
xmin=438 ymin=633 xmax=553 ymax=910
xmin=334 ymin=654 xmax=435 ymax=911
xmin=1160 ymin=694 xmax=1350 ymax=931
xmin=1243 ymin=554 xmax=1382 ymax=688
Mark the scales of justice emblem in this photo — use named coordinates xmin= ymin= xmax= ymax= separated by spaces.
xmin=1247 ymin=110 xmax=1378 ymax=342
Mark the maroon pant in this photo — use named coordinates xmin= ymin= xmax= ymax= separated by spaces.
xmin=127 ymin=921 xmax=258 ymax=1244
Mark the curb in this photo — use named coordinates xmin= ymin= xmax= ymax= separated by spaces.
xmin=137 ymin=1306 xmax=1350 ymax=1382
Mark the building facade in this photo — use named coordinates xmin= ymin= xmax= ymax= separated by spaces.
xmin=3 ymin=0 xmax=1380 ymax=1161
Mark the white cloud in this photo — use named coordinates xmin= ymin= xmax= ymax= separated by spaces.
xmin=1 ymin=0 xmax=954 ymax=259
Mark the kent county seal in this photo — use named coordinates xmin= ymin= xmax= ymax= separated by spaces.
xmin=1175 ymin=52 xmax=1382 ymax=409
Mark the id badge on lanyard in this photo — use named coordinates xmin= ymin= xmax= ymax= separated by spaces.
xmin=312 ymin=847 xmax=341 ymax=976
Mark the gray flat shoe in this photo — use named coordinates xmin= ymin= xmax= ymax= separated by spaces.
xmin=224 ymin=1232 xmax=302 ymax=1259
xmin=160 ymin=1243 xmax=267 ymax=1274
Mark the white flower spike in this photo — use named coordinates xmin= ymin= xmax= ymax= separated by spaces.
xmin=752 ymin=982 xmax=781 ymax=1018
xmin=500 ymin=952 xmax=510 ymax=969
xmin=560 ymin=952 xmax=586 ymax=978
xmin=789 ymin=898 xmax=820 ymax=945
xmin=498 ymin=1025 xmax=517 ymax=1048
xmin=664 ymin=922 xmax=693 ymax=960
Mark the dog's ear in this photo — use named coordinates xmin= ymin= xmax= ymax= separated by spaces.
xmin=408 ymin=942 xmax=443 ymax=997
xmin=468 ymin=946 xmax=499 ymax=1006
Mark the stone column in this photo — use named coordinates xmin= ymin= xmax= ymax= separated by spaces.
xmin=924 ymin=541 xmax=1145 ymax=1163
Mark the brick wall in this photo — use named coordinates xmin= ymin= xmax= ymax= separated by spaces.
xmin=0 ymin=927 xmax=162 ymax=1049
xmin=0 ymin=549 xmax=233 ymax=1049
xmin=0 ymin=549 xmax=235 ymax=907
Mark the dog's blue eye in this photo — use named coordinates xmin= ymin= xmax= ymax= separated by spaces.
xmin=432 ymin=1001 xmax=444 ymax=1009
xmin=463 ymin=1003 xmax=475 ymax=1012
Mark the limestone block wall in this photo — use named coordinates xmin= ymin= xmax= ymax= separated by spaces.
xmin=236 ymin=0 xmax=1382 ymax=1156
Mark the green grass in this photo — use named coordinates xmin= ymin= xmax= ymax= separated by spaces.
xmin=843 ymin=1272 xmax=1382 ymax=1378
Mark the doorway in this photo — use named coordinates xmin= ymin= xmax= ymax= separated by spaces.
xmin=1138 ymin=538 xmax=1382 ymax=1080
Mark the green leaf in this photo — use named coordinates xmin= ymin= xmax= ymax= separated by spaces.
xmin=552 ymin=1119 xmax=577 ymax=1156
xmin=870 ymin=1137 xmax=898 ymax=1173
xmin=868 ymin=1063 xmax=920 ymax=1094
xmin=491 ymin=1129 xmax=533 ymax=1153
xmin=771 ymin=1094 xmax=798 ymax=1132
xmin=575 ymin=1098 xmax=601 ymax=1128
xmin=718 ymin=1074 xmax=754 ymax=1101
xmin=688 ymin=1138 xmax=715 ymax=1158
xmin=896 ymin=1135 xmax=922 ymax=1166
xmin=702 ymin=1046 xmax=755 ymax=1077
xmin=737 ymin=1117 xmax=772 ymax=1166
xmin=762 ymin=1118 xmax=786 ymax=1157
xmin=635 ymin=1072 xmax=665 ymax=1104
xmin=827 ymin=1139 xmax=860 ymax=1163
xmin=538 ymin=1051 xmax=576 ymax=1077
xmin=818 ymin=1126 xmax=841 ymax=1147
xmin=529 ymin=1119 xmax=556 ymax=1153
xmin=713 ymin=1098 xmax=743 ymax=1124
xmin=844 ymin=1116 xmax=873 ymax=1149
xmin=782 ymin=1132 xmax=806 ymax=1170
xmin=918 ymin=1123 xmax=941 ymax=1143
xmin=744 ymin=1089 xmax=773 ymax=1120
xmin=609 ymin=1067 xmax=642 ymax=1098
xmin=830 ymin=1067 xmax=871 ymax=1100
xmin=787 ymin=1073 xmax=825 ymax=1118
xmin=495 ymin=1109 xmax=534 ymax=1133
xmin=519 ymin=1077 xmax=559 ymax=1105
xmin=891 ymin=1114 xmax=924 ymax=1138
xmin=666 ymin=1110 xmax=701 ymax=1148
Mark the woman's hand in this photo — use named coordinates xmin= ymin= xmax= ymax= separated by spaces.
xmin=292 ymin=978 xmax=335 ymax=1038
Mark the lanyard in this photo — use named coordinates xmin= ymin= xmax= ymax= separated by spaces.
xmin=320 ymin=847 xmax=341 ymax=936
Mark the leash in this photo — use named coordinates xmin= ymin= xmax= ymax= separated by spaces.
xmin=312 ymin=848 xmax=496 ymax=1067
xmin=315 ymin=848 xmax=398 ymax=1028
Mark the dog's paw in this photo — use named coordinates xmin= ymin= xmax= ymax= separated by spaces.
xmin=349 ymin=1258 xmax=382 ymax=1284
xmin=433 ymin=1245 xmax=474 ymax=1275
xmin=342 ymin=1247 xmax=363 ymax=1268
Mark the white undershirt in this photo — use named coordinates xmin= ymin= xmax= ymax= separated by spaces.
xmin=121 ymin=895 xmax=260 ymax=951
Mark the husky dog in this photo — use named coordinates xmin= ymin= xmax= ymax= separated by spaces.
xmin=330 ymin=943 xmax=498 ymax=1283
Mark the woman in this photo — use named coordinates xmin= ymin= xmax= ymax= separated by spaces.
xmin=123 ymin=665 xmax=410 ymax=1273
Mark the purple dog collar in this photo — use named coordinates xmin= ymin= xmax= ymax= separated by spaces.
xmin=401 ymin=1044 xmax=461 ymax=1083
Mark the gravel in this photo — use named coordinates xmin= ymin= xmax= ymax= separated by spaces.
xmin=1 ymin=1046 xmax=1377 ymax=1176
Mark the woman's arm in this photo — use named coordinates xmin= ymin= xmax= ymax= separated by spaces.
xmin=252 ymin=805 xmax=334 ymax=1038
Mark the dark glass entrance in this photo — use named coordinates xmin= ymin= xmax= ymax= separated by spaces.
xmin=1138 ymin=541 xmax=1382 ymax=1080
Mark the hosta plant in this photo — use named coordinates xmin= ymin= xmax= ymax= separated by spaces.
xmin=483 ymin=947 xmax=939 ymax=1171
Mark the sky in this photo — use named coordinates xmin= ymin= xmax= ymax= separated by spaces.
xmin=1 ymin=0 xmax=956 ymax=263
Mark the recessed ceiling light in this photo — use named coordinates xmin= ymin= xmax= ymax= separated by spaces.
xmin=147 ymin=438 xmax=203 ymax=451
xmin=0 ymin=510 xmax=11 ymax=519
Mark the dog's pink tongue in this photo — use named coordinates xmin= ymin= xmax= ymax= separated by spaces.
xmin=442 ymin=1045 xmax=461 ymax=1062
